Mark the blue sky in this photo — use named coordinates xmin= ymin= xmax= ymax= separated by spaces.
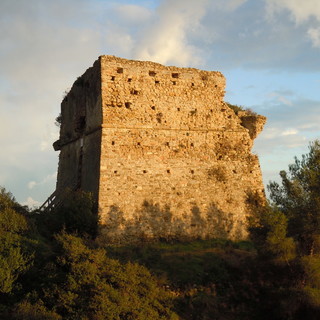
xmin=1 ymin=0 xmax=320 ymax=207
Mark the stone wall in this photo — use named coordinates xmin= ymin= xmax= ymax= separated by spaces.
xmin=54 ymin=59 xmax=102 ymax=197
xmin=55 ymin=55 xmax=266 ymax=243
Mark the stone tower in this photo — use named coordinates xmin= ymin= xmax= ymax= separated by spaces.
xmin=53 ymin=55 xmax=266 ymax=242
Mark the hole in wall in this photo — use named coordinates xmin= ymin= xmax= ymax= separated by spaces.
xmin=128 ymin=78 xmax=132 ymax=82
xmin=149 ymin=71 xmax=156 ymax=76
xmin=111 ymin=141 xmax=115 ymax=145
xmin=111 ymin=76 xmax=115 ymax=81
xmin=137 ymin=142 xmax=141 ymax=146
xmin=156 ymin=112 xmax=163 ymax=123
xmin=233 ymin=170 xmax=237 ymax=174
xmin=190 ymin=143 xmax=194 ymax=147
xmin=114 ymin=170 xmax=118 ymax=174
xmin=186 ymin=132 xmax=190 ymax=136
xmin=117 ymin=67 xmax=123 ymax=73
xmin=165 ymin=142 xmax=169 ymax=146
xmin=172 ymin=81 xmax=176 ymax=85
xmin=155 ymin=80 xmax=160 ymax=84
xmin=125 ymin=102 xmax=131 ymax=109
xmin=167 ymin=169 xmax=171 ymax=174
xmin=177 ymin=108 xmax=180 ymax=111
xmin=172 ymin=73 xmax=179 ymax=78
xmin=143 ymin=170 xmax=147 ymax=173
xmin=131 ymin=89 xmax=139 ymax=95
xmin=191 ymin=82 xmax=194 ymax=86
xmin=151 ymin=106 xmax=156 ymax=110
xmin=190 ymin=170 xmax=194 ymax=174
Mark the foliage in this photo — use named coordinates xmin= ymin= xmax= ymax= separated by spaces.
xmin=11 ymin=300 xmax=62 ymax=320
xmin=249 ymin=205 xmax=296 ymax=265
xmin=5 ymin=139 xmax=320 ymax=320
xmin=0 ymin=187 xmax=34 ymax=295
xmin=42 ymin=190 xmax=99 ymax=238
xmin=104 ymin=239 xmax=264 ymax=319
xmin=226 ymin=102 xmax=244 ymax=114
xmin=24 ymin=232 xmax=177 ymax=320
xmin=226 ymin=102 xmax=257 ymax=116
xmin=268 ymin=140 xmax=320 ymax=256
xmin=55 ymin=113 xmax=62 ymax=127
xmin=249 ymin=140 xmax=320 ymax=317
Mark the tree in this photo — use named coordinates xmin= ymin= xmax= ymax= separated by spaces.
xmin=268 ymin=140 xmax=320 ymax=256
xmin=0 ymin=187 xmax=33 ymax=295
xmin=260 ymin=141 xmax=320 ymax=315
xmin=17 ymin=232 xmax=177 ymax=320
xmin=249 ymin=205 xmax=296 ymax=265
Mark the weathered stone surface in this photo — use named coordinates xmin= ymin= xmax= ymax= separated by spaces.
xmin=54 ymin=55 xmax=266 ymax=243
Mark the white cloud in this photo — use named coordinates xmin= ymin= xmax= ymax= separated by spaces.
xmin=281 ymin=129 xmax=298 ymax=136
xmin=115 ymin=4 xmax=152 ymax=24
xmin=308 ymin=27 xmax=320 ymax=47
xmin=133 ymin=0 xmax=209 ymax=66
xmin=0 ymin=0 xmax=101 ymax=202
xmin=265 ymin=0 xmax=320 ymax=49
xmin=28 ymin=181 xmax=37 ymax=190
xmin=22 ymin=197 xmax=41 ymax=209
xmin=226 ymin=0 xmax=248 ymax=11
xmin=27 ymin=173 xmax=56 ymax=190
xmin=265 ymin=0 xmax=320 ymax=24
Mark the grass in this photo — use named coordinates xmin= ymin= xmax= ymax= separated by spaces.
xmin=104 ymin=238 xmax=260 ymax=319
xmin=105 ymin=238 xmax=256 ymax=288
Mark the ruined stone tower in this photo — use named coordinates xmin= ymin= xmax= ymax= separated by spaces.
xmin=53 ymin=55 xmax=266 ymax=242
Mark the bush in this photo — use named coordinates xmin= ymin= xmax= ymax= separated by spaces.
xmin=0 ymin=187 xmax=34 ymax=294
xmin=43 ymin=190 xmax=99 ymax=238
xmin=34 ymin=233 xmax=177 ymax=320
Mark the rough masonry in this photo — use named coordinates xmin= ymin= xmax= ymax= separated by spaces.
xmin=53 ymin=55 xmax=266 ymax=243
